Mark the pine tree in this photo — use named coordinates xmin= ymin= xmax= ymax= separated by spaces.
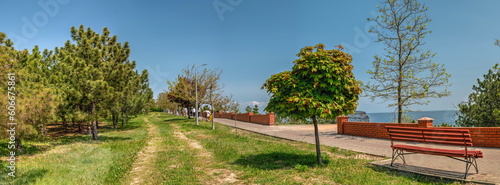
xmin=252 ymin=105 xmax=259 ymax=114
xmin=245 ymin=106 xmax=252 ymax=113
xmin=457 ymin=64 xmax=499 ymax=127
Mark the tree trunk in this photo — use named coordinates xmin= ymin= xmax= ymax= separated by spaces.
xmin=92 ymin=120 xmax=98 ymax=140
xmin=15 ymin=137 xmax=23 ymax=153
xmin=62 ymin=115 xmax=68 ymax=130
xmin=78 ymin=122 xmax=82 ymax=132
xmin=312 ymin=116 xmax=322 ymax=165
xmin=121 ymin=111 xmax=125 ymax=128
xmin=112 ymin=113 xmax=117 ymax=129
xmin=125 ymin=113 xmax=129 ymax=125
xmin=91 ymin=103 xmax=99 ymax=140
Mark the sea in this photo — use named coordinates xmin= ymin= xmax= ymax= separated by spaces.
xmin=366 ymin=110 xmax=459 ymax=126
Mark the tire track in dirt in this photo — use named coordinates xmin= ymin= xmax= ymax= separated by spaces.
xmin=171 ymin=124 xmax=240 ymax=184
xmin=127 ymin=113 xmax=162 ymax=185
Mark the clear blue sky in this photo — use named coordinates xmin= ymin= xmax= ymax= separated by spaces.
xmin=1 ymin=0 xmax=499 ymax=113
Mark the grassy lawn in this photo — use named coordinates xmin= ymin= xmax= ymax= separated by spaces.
xmin=1 ymin=112 xmax=463 ymax=184
xmin=174 ymin=115 xmax=461 ymax=185
xmin=0 ymin=115 xmax=149 ymax=185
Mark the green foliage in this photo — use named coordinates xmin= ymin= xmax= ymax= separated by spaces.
xmin=166 ymin=66 xmax=227 ymax=115
xmin=456 ymin=64 xmax=500 ymax=127
xmin=245 ymin=105 xmax=252 ymax=113
xmin=262 ymin=43 xmax=361 ymax=164
xmin=436 ymin=123 xmax=455 ymax=127
xmin=53 ymin=25 xmax=153 ymax=137
xmin=0 ymin=34 xmax=59 ymax=149
xmin=365 ymin=0 xmax=451 ymax=123
xmin=262 ymin=44 xmax=361 ymax=119
xmin=252 ymin=104 xmax=259 ymax=114
xmin=0 ymin=26 xmax=152 ymax=144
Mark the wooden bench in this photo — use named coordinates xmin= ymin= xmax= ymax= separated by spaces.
xmin=385 ymin=126 xmax=483 ymax=179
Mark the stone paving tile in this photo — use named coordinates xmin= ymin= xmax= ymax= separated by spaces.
xmin=214 ymin=118 xmax=500 ymax=184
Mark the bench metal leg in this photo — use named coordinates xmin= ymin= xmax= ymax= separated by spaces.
xmin=464 ymin=157 xmax=479 ymax=179
xmin=391 ymin=149 xmax=406 ymax=166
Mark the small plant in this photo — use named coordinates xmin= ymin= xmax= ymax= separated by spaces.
xmin=294 ymin=164 xmax=308 ymax=172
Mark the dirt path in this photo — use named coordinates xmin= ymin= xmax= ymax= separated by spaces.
xmin=126 ymin=113 xmax=162 ymax=185
xmin=171 ymin=124 xmax=240 ymax=184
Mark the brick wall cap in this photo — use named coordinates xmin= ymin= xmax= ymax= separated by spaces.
xmin=418 ymin=117 xmax=434 ymax=121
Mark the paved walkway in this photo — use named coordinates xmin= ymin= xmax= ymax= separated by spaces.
xmin=214 ymin=118 xmax=500 ymax=184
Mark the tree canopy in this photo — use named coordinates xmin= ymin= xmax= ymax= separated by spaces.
xmin=456 ymin=64 xmax=499 ymax=127
xmin=365 ymin=0 xmax=451 ymax=123
xmin=165 ymin=65 xmax=231 ymax=120
xmin=0 ymin=26 xmax=152 ymax=148
xmin=262 ymin=43 xmax=361 ymax=164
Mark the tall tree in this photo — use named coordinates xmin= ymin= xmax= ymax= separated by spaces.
xmin=167 ymin=76 xmax=195 ymax=118
xmin=212 ymin=95 xmax=237 ymax=113
xmin=56 ymin=25 xmax=146 ymax=140
xmin=262 ymin=44 xmax=361 ymax=164
xmin=0 ymin=34 xmax=59 ymax=151
xmin=202 ymin=68 xmax=223 ymax=129
xmin=166 ymin=66 xmax=222 ymax=120
xmin=365 ymin=0 xmax=451 ymax=123
xmin=157 ymin=92 xmax=179 ymax=112
xmin=456 ymin=64 xmax=499 ymax=127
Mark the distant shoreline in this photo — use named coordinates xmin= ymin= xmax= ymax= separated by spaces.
xmin=363 ymin=110 xmax=459 ymax=126
xmin=365 ymin=110 xmax=459 ymax=114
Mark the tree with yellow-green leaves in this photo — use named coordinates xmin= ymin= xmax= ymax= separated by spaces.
xmin=262 ymin=44 xmax=362 ymax=164
xmin=365 ymin=0 xmax=451 ymax=123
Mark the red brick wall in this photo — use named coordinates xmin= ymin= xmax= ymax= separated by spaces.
xmin=343 ymin=122 xmax=418 ymax=139
xmin=216 ymin=112 xmax=234 ymax=119
xmin=337 ymin=116 xmax=500 ymax=148
xmin=235 ymin=113 xmax=253 ymax=122
xmin=214 ymin=112 xmax=275 ymax=125
xmin=459 ymin=127 xmax=500 ymax=148
xmin=250 ymin=113 xmax=275 ymax=126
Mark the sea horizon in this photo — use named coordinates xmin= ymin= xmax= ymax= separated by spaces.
xmin=362 ymin=110 xmax=459 ymax=126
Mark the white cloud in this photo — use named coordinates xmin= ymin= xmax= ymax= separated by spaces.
xmin=246 ymin=101 xmax=264 ymax=106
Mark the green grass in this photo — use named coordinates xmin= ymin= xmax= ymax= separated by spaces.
xmin=0 ymin=115 xmax=149 ymax=185
xmin=1 ymin=113 xmax=463 ymax=184
xmin=176 ymin=115 xmax=462 ymax=185
xmin=145 ymin=113 xmax=202 ymax=184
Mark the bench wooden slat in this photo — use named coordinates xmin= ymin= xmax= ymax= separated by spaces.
xmin=389 ymin=133 xmax=472 ymax=140
xmin=392 ymin=145 xmax=483 ymax=158
xmin=386 ymin=126 xmax=470 ymax=133
xmin=390 ymin=137 xmax=473 ymax=146
xmin=389 ymin=130 xmax=471 ymax=137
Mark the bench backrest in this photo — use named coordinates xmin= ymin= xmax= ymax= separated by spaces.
xmin=385 ymin=126 xmax=473 ymax=147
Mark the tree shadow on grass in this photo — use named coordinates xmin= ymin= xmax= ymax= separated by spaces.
xmin=56 ymin=135 xmax=132 ymax=144
xmin=0 ymin=167 xmax=48 ymax=185
xmin=164 ymin=118 xmax=190 ymax=123
xmin=233 ymin=152 xmax=330 ymax=170
xmin=0 ymin=142 xmax=52 ymax=157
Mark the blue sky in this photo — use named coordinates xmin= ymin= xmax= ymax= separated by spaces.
xmin=1 ymin=0 xmax=499 ymax=113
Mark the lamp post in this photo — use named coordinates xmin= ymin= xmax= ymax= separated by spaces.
xmin=195 ymin=64 xmax=207 ymax=126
